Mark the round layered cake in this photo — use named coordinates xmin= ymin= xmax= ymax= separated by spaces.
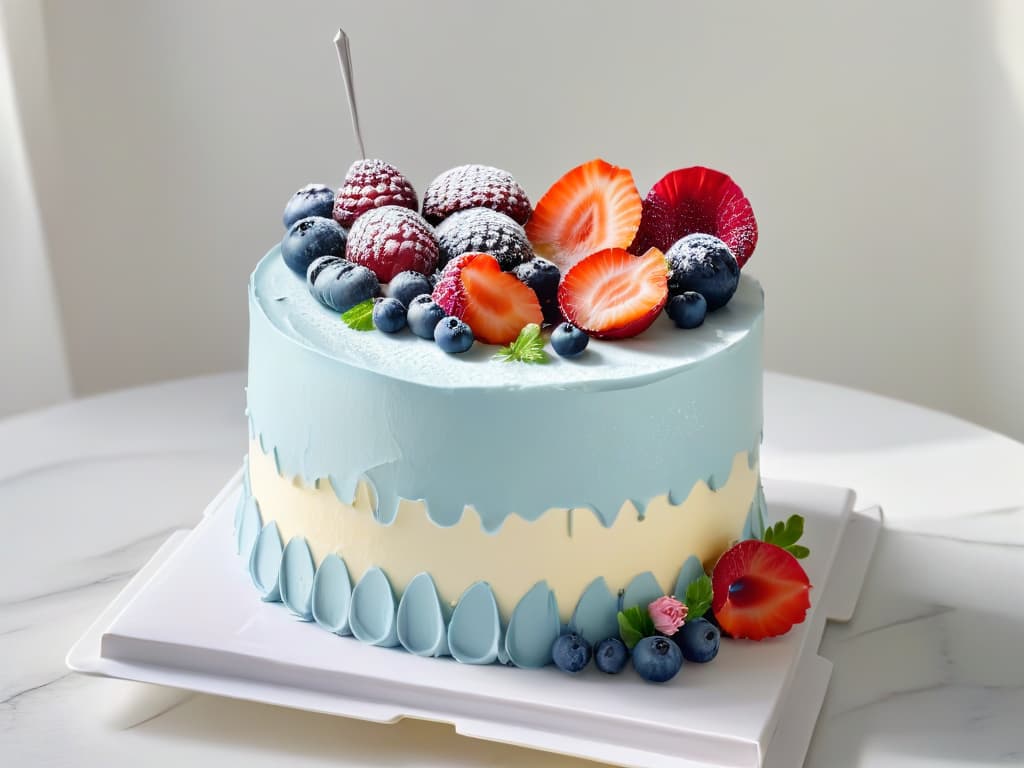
xmin=232 ymin=156 xmax=805 ymax=677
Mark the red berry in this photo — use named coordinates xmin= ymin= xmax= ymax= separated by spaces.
xmin=526 ymin=158 xmax=643 ymax=274
xmin=557 ymin=248 xmax=668 ymax=340
xmin=630 ymin=167 xmax=758 ymax=268
xmin=432 ymin=253 xmax=543 ymax=345
xmin=345 ymin=206 xmax=438 ymax=283
xmin=422 ymin=164 xmax=531 ymax=226
xmin=333 ymin=159 xmax=418 ymax=229
xmin=711 ymin=540 xmax=811 ymax=641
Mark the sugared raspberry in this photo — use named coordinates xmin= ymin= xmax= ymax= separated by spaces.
xmin=421 ymin=164 xmax=532 ymax=226
xmin=333 ymin=159 xmax=418 ymax=229
xmin=434 ymin=207 xmax=533 ymax=271
xmin=345 ymin=206 xmax=438 ymax=283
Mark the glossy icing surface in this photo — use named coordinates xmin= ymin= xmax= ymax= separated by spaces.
xmin=248 ymin=247 xmax=764 ymax=531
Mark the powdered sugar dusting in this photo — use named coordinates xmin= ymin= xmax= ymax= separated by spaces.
xmin=346 ymin=205 xmax=438 ymax=282
xmin=422 ymin=164 xmax=532 ymax=226
xmin=334 ymin=158 xmax=418 ymax=229
xmin=434 ymin=207 xmax=534 ymax=270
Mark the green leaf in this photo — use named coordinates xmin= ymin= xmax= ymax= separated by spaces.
xmin=761 ymin=514 xmax=810 ymax=559
xmin=494 ymin=323 xmax=549 ymax=364
xmin=617 ymin=605 xmax=655 ymax=649
xmin=341 ymin=299 xmax=375 ymax=331
xmin=684 ymin=573 xmax=714 ymax=619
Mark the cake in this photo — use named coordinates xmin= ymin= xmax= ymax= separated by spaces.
xmin=235 ymin=159 xmax=812 ymax=681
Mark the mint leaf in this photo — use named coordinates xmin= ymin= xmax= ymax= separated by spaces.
xmin=762 ymin=514 xmax=810 ymax=559
xmin=495 ymin=323 xmax=549 ymax=364
xmin=684 ymin=573 xmax=713 ymax=619
xmin=341 ymin=299 xmax=375 ymax=331
xmin=617 ymin=605 xmax=655 ymax=649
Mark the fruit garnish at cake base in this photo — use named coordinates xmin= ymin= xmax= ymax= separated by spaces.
xmin=333 ymin=159 xmax=418 ymax=228
xmin=433 ymin=253 xmax=543 ymax=345
xmin=557 ymin=248 xmax=668 ymax=339
xmin=345 ymin=205 xmax=439 ymax=283
xmin=630 ymin=166 xmax=758 ymax=267
xmin=512 ymin=257 xmax=562 ymax=325
xmin=422 ymin=164 xmax=532 ymax=226
xmin=525 ymin=158 xmax=642 ymax=272
xmin=711 ymin=539 xmax=811 ymax=641
xmin=435 ymin=207 xmax=534 ymax=271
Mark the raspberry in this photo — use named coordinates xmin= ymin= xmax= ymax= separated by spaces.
xmin=434 ymin=207 xmax=533 ymax=271
xmin=345 ymin=206 xmax=438 ymax=283
xmin=333 ymin=159 xmax=418 ymax=229
xmin=422 ymin=164 xmax=531 ymax=225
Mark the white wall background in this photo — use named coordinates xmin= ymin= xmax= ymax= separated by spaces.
xmin=3 ymin=0 xmax=1024 ymax=440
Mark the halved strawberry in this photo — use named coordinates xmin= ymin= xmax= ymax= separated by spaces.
xmin=433 ymin=253 xmax=543 ymax=345
xmin=630 ymin=167 xmax=758 ymax=268
xmin=711 ymin=540 xmax=811 ymax=641
xmin=557 ymin=248 xmax=668 ymax=340
xmin=525 ymin=159 xmax=642 ymax=272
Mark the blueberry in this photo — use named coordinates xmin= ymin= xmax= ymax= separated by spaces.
xmin=550 ymin=322 xmax=589 ymax=358
xmin=372 ymin=297 xmax=407 ymax=334
xmin=632 ymin=636 xmax=683 ymax=683
xmin=407 ymin=295 xmax=446 ymax=339
xmin=387 ymin=271 xmax=434 ymax=309
xmin=666 ymin=292 xmax=708 ymax=329
xmin=434 ymin=316 xmax=474 ymax=354
xmin=673 ymin=617 xmax=720 ymax=663
xmin=594 ymin=637 xmax=629 ymax=674
xmin=311 ymin=261 xmax=379 ymax=312
xmin=283 ymin=184 xmax=335 ymax=229
xmin=306 ymin=254 xmax=351 ymax=288
xmin=513 ymin=258 xmax=562 ymax=324
xmin=282 ymin=216 xmax=348 ymax=277
xmin=551 ymin=632 xmax=592 ymax=674
xmin=666 ymin=233 xmax=739 ymax=311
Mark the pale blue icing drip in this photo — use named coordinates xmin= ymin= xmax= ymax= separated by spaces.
xmin=311 ymin=554 xmax=352 ymax=635
xmin=279 ymin=537 xmax=315 ymax=621
xmin=236 ymin=494 xmax=261 ymax=557
xmin=349 ymin=566 xmax=399 ymax=647
xmin=673 ymin=554 xmax=706 ymax=601
xmin=569 ymin=577 xmax=620 ymax=646
xmin=504 ymin=581 xmax=560 ymax=668
xmin=248 ymin=248 xmax=764 ymax=531
xmin=497 ymin=630 xmax=511 ymax=666
xmin=620 ymin=571 xmax=663 ymax=612
xmin=249 ymin=521 xmax=282 ymax=602
xmin=448 ymin=581 xmax=501 ymax=665
xmin=396 ymin=572 xmax=449 ymax=657
xmin=741 ymin=479 xmax=768 ymax=540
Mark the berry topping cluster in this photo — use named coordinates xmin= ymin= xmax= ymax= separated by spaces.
xmin=278 ymin=157 xmax=757 ymax=360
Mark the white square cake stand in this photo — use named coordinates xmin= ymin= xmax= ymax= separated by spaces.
xmin=67 ymin=473 xmax=880 ymax=768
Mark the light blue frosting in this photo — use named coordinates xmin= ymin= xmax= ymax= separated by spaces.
xmin=279 ymin=537 xmax=315 ymax=621
xmin=396 ymin=572 xmax=449 ymax=657
xmin=673 ymin=554 xmax=706 ymax=600
xmin=504 ymin=581 xmax=560 ymax=668
xmin=235 ymin=494 xmax=261 ymax=557
xmin=447 ymin=581 xmax=501 ymax=665
xmin=742 ymin=479 xmax=768 ymax=540
xmin=311 ymin=553 xmax=352 ymax=635
xmin=620 ymin=571 xmax=664 ymax=612
xmin=349 ymin=566 xmax=399 ymax=647
xmin=569 ymin=577 xmax=620 ymax=646
xmin=248 ymin=247 xmax=764 ymax=531
xmin=249 ymin=521 xmax=282 ymax=602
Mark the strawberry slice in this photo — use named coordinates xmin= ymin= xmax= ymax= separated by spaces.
xmin=630 ymin=167 xmax=758 ymax=268
xmin=525 ymin=158 xmax=642 ymax=272
xmin=557 ymin=248 xmax=668 ymax=340
xmin=711 ymin=540 xmax=811 ymax=641
xmin=433 ymin=253 xmax=543 ymax=345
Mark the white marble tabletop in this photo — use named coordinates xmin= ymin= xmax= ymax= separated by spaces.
xmin=2 ymin=372 xmax=1023 ymax=766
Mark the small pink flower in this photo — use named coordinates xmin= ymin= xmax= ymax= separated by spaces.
xmin=648 ymin=595 xmax=688 ymax=636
